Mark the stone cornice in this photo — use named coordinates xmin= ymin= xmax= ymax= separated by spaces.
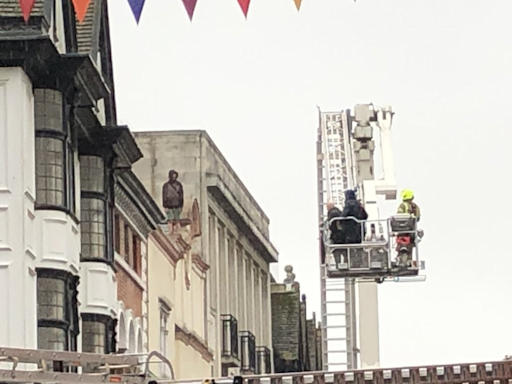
xmin=192 ymin=253 xmax=210 ymax=273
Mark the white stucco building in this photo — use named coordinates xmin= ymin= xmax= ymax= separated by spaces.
xmin=0 ymin=0 xmax=143 ymax=355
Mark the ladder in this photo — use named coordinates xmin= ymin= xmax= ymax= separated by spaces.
xmin=0 ymin=347 xmax=173 ymax=384
xmin=317 ymin=109 xmax=358 ymax=371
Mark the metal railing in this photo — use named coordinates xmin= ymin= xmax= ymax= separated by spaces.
xmin=255 ymin=346 xmax=271 ymax=374
xmin=240 ymin=331 xmax=256 ymax=372
xmin=221 ymin=315 xmax=239 ymax=359
xmin=322 ymin=215 xmax=422 ymax=274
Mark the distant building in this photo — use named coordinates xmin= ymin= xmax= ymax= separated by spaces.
xmin=132 ymin=130 xmax=279 ymax=376
xmin=271 ymin=266 xmax=322 ymax=373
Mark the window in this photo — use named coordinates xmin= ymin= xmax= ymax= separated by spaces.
xmin=80 ymin=155 xmax=114 ymax=263
xmin=34 ymin=89 xmax=76 ymax=213
xmin=81 ymin=198 xmax=106 ymax=259
xmin=132 ymin=235 xmax=141 ymax=274
xmin=114 ymin=213 xmax=121 ymax=254
xmin=124 ymin=224 xmax=130 ymax=263
xmin=81 ymin=314 xmax=116 ymax=372
xmin=37 ymin=269 xmax=79 ymax=352
xmin=159 ymin=300 xmax=171 ymax=377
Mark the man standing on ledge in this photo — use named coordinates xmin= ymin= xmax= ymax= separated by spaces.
xmin=163 ymin=170 xmax=184 ymax=231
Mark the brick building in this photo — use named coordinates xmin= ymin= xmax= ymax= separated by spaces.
xmin=271 ymin=266 xmax=322 ymax=373
xmin=113 ymin=171 xmax=164 ymax=354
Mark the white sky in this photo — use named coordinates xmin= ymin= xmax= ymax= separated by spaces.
xmin=107 ymin=0 xmax=512 ymax=368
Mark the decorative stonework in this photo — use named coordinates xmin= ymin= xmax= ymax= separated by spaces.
xmin=114 ymin=182 xmax=153 ymax=237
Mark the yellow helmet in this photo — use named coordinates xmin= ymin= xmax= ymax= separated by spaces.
xmin=401 ymin=189 xmax=414 ymax=201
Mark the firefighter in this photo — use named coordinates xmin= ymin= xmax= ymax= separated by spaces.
xmin=397 ymin=189 xmax=420 ymax=221
xmin=396 ymin=189 xmax=420 ymax=267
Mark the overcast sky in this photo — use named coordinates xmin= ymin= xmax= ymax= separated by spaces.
xmin=107 ymin=0 xmax=512 ymax=368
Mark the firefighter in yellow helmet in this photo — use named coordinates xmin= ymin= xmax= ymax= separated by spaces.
xmin=397 ymin=189 xmax=421 ymax=221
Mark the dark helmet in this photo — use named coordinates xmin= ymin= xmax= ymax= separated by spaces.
xmin=344 ymin=189 xmax=356 ymax=200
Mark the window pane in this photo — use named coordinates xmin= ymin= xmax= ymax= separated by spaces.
xmin=34 ymin=89 xmax=64 ymax=132
xmin=80 ymin=156 xmax=105 ymax=193
xmin=81 ymin=198 xmax=106 ymax=259
xmin=82 ymin=321 xmax=106 ymax=354
xmin=35 ymin=137 xmax=64 ymax=206
xmin=38 ymin=327 xmax=66 ymax=351
xmin=37 ymin=277 xmax=65 ymax=321
xmin=67 ymin=146 xmax=76 ymax=214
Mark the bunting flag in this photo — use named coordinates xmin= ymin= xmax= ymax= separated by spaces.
xmin=237 ymin=0 xmax=251 ymax=18
xmin=181 ymin=0 xmax=198 ymax=21
xmin=18 ymin=0 xmax=36 ymax=22
xmin=15 ymin=0 xmax=307 ymax=23
xmin=71 ymin=0 xmax=92 ymax=22
xmin=128 ymin=0 xmax=146 ymax=23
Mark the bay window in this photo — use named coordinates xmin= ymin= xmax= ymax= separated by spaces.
xmin=37 ymin=269 xmax=79 ymax=352
xmin=34 ymin=89 xmax=76 ymax=215
xmin=80 ymin=155 xmax=114 ymax=263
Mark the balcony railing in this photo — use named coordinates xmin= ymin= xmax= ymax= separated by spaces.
xmin=221 ymin=315 xmax=239 ymax=359
xmin=256 ymin=346 xmax=271 ymax=374
xmin=240 ymin=331 xmax=256 ymax=372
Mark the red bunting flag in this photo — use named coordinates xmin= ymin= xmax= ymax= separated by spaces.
xmin=72 ymin=0 xmax=92 ymax=23
xmin=181 ymin=0 xmax=198 ymax=21
xmin=293 ymin=0 xmax=302 ymax=11
xmin=18 ymin=0 xmax=36 ymax=22
xmin=237 ymin=0 xmax=250 ymax=17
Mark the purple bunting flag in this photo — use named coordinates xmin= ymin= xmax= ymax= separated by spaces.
xmin=181 ymin=0 xmax=198 ymax=21
xmin=127 ymin=0 xmax=146 ymax=23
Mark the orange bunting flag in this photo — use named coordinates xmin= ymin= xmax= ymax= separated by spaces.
xmin=18 ymin=0 xmax=36 ymax=22
xmin=293 ymin=0 xmax=302 ymax=11
xmin=237 ymin=0 xmax=250 ymax=17
xmin=72 ymin=0 xmax=92 ymax=23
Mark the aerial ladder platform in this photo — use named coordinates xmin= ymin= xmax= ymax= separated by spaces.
xmin=2 ymin=347 xmax=512 ymax=384
xmin=317 ymin=105 xmax=426 ymax=371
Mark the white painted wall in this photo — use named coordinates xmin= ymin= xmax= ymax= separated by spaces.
xmin=0 ymin=68 xmax=37 ymax=350
xmin=79 ymin=262 xmax=118 ymax=318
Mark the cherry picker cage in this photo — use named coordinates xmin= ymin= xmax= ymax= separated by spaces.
xmin=321 ymin=214 xmax=424 ymax=282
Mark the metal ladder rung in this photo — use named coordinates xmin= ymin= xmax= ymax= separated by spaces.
xmin=325 ymin=300 xmax=346 ymax=304
xmin=324 ymin=350 xmax=347 ymax=354
xmin=323 ymin=288 xmax=347 ymax=292
xmin=326 ymin=362 xmax=348 ymax=366
xmin=323 ymin=325 xmax=347 ymax=329
xmin=323 ymin=313 xmax=346 ymax=316
xmin=326 ymin=337 xmax=347 ymax=341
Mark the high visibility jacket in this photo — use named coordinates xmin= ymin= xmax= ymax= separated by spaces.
xmin=397 ymin=201 xmax=421 ymax=222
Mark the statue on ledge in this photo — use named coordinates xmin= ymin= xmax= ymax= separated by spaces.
xmin=162 ymin=169 xmax=184 ymax=232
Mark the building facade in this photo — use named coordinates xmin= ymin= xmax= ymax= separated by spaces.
xmin=113 ymin=171 xmax=164 ymax=355
xmin=132 ymin=130 xmax=279 ymax=376
xmin=0 ymin=0 xmax=141 ymax=355
xmin=271 ymin=266 xmax=323 ymax=373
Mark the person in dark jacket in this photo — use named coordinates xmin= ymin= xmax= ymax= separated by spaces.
xmin=162 ymin=170 xmax=184 ymax=222
xmin=326 ymin=201 xmax=345 ymax=265
xmin=340 ymin=189 xmax=368 ymax=244
xmin=327 ymin=202 xmax=345 ymax=244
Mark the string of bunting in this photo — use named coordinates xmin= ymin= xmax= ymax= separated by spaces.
xmin=18 ymin=0 xmax=303 ymax=23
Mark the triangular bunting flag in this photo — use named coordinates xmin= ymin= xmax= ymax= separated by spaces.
xmin=127 ymin=0 xmax=146 ymax=23
xmin=18 ymin=0 xmax=36 ymax=22
xmin=181 ymin=0 xmax=198 ymax=21
xmin=71 ymin=0 xmax=92 ymax=22
xmin=293 ymin=0 xmax=302 ymax=11
xmin=237 ymin=0 xmax=251 ymax=18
